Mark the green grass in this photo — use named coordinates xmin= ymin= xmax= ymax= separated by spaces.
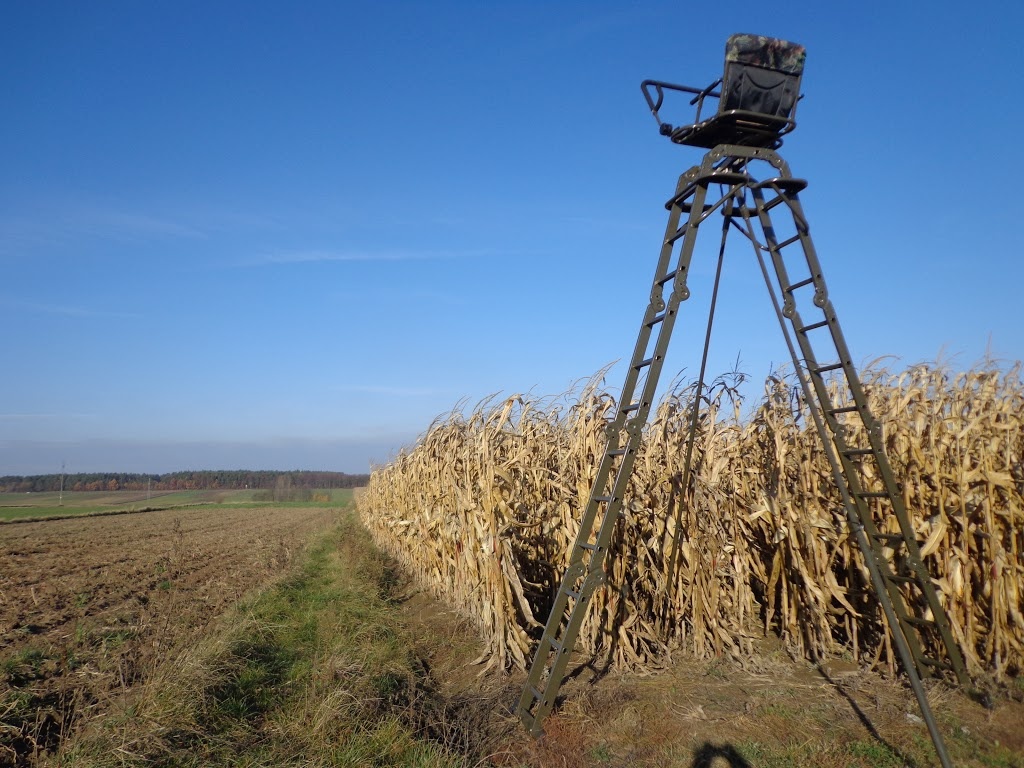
xmin=0 ymin=490 xmax=182 ymax=508
xmin=0 ymin=489 xmax=225 ymax=521
xmin=0 ymin=488 xmax=356 ymax=522
xmin=55 ymin=508 xmax=466 ymax=767
xmin=1 ymin=647 xmax=48 ymax=687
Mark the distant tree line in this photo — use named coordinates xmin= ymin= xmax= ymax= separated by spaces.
xmin=0 ymin=470 xmax=369 ymax=494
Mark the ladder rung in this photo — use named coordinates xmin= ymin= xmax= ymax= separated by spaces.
xmin=647 ymin=311 xmax=667 ymax=327
xmin=635 ymin=357 xmax=655 ymax=370
xmin=529 ymin=686 xmax=545 ymax=701
xmin=578 ymin=542 xmax=599 ymax=551
xmin=797 ymin=319 xmax=829 ymax=333
xmin=920 ymin=656 xmax=953 ymax=672
xmin=762 ymin=195 xmax=789 ymax=213
xmin=621 ymin=403 xmax=642 ymax=413
xmin=828 ymin=406 xmax=859 ymax=415
xmin=785 ymin=276 xmax=815 ymax=292
xmin=607 ymin=448 xmax=628 ymax=457
xmin=842 ymin=447 xmax=873 ymax=456
xmin=665 ymin=225 xmax=688 ymax=242
xmin=593 ymin=495 xmax=614 ymax=503
xmin=858 ymin=491 xmax=889 ymax=498
xmin=873 ymin=533 xmax=905 ymax=545
xmin=657 ymin=269 xmax=679 ymax=286
xmin=664 ymin=183 xmax=699 ymax=210
xmin=547 ymin=637 xmax=564 ymax=654
xmin=812 ymin=362 xmax=844 ymax=374
xmin=886 ymin=573 xmax=916 ymax=584
xmin=697 ymin=170 xmax=750 ymax=187
xmin=565 ymin=588 xmax=581 ymax=600
xmin=904 ymin=616 xmax=936 ymax=628
xmin=679 ymin=202 xmax=713 ymax=214
xmin=777 ymin=233 xmax=802 ymax=250
xmin=753 ymin=177 xmax=808 ymax=194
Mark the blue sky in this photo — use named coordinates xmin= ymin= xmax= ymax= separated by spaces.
xmin=2 ymin=2 xmax=1021 ymax=475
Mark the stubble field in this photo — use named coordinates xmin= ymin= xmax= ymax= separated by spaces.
xmin=0 ymin=503 xmax=337 ymax=764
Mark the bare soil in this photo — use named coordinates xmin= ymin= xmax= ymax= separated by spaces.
xmin=0 ymin=505 xmax=337 ymax=765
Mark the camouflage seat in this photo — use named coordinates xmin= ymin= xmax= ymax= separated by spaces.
xmin=645 ymin=34 xmax=806 ymax=150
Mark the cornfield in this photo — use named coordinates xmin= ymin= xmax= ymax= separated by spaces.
xmin=357 ymin=361 xmax=1024 ymax=681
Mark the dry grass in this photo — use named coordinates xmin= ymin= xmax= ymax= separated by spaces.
xmin=358 ymin=360 xmax=1024 ymax=682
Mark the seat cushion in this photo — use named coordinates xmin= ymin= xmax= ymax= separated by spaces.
xmin=726 ymin=33 xmax=806 ymax=75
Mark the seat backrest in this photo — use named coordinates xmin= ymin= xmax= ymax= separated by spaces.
xmin=719 ymin=34 xmax=805 ymax=119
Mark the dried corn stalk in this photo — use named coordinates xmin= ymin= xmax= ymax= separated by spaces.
xmin=357 ymin=361 xmax=1024 ymax=680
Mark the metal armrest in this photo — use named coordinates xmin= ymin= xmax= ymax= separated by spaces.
xmin=641 ymin=78 xmax=722 ymax=136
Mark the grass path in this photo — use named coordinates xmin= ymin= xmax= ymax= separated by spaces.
xmin=52 ymin=508 xmax=468 ymax=767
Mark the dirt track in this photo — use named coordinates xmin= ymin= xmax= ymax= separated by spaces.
xmin=0 ymin=505 xmax=337 ymax=764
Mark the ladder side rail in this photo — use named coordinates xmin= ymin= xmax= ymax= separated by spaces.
xmin=581 ymin=154 xmax=755 ymax=600
xmin=736 ymin=188 xmax=913 ymax=620
xmin=518 ymin=157 xmax=721 ymax=734
xmin=689 ymin=148 xmax=966 ymax=685
xmin=735 ymin=191 xmax=866 ymax=535
xmin=610 ymin=156 xmax=742 ymax=439
xmin=519 ymin=186 xmax=707 ymax=731
xmin=747 ymin=184 xmax=892 ymax=537
xmin=736 ymin=187 xmax=958 ymax=768
xmin=518 ymin=358 xmax=632 ymax=733
xmin=518 ymin=431 xmax=621 ymax=726
xmin=746 ymin=182 xmax=932 ymax=667
xmin=623 ymin=170 xmax=699 ymax=414
xmin=765 ymin=187 xmax=969 ymax=686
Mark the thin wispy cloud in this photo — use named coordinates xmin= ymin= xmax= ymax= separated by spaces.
xmin=89 ymin=211 xmax=207 ymax=240
xmin=238 ymin=248 xmax=474 ymax=267
xmin=0 ymin=297 xmax=141 ymax=319
xmin=0 ymin=207 xmax=206 ymax=253
xmin=0 ymin=413 xmax=97 ymax=421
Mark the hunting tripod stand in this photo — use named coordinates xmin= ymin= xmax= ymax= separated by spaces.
xmin=516 ymin=34 xmax=970 ymax=768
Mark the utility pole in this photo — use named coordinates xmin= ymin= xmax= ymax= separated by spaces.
xmin=59 ymin=461 xmax=65 ymax=507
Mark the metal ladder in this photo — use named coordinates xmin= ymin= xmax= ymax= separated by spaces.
xmin=516 ymin=150 xmax=722 ymax=737
xmin=516 ymin=144 xmax=968 ymax=767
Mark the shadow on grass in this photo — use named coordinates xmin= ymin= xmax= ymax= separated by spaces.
xmin=815 ymin=664 xmax=918 ymax=768
xmin=690 ymin=742 xmax=752 ymax=767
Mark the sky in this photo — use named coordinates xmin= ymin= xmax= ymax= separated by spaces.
xmin=2 ymin=2 xmax=1021 ymax=476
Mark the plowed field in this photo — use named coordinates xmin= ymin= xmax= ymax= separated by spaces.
xmin=0 ymin=505 xmax=337 ymax=765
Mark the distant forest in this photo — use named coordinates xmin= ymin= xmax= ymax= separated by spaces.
xmin=0 ymin=470 xmax=370 ymax=494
